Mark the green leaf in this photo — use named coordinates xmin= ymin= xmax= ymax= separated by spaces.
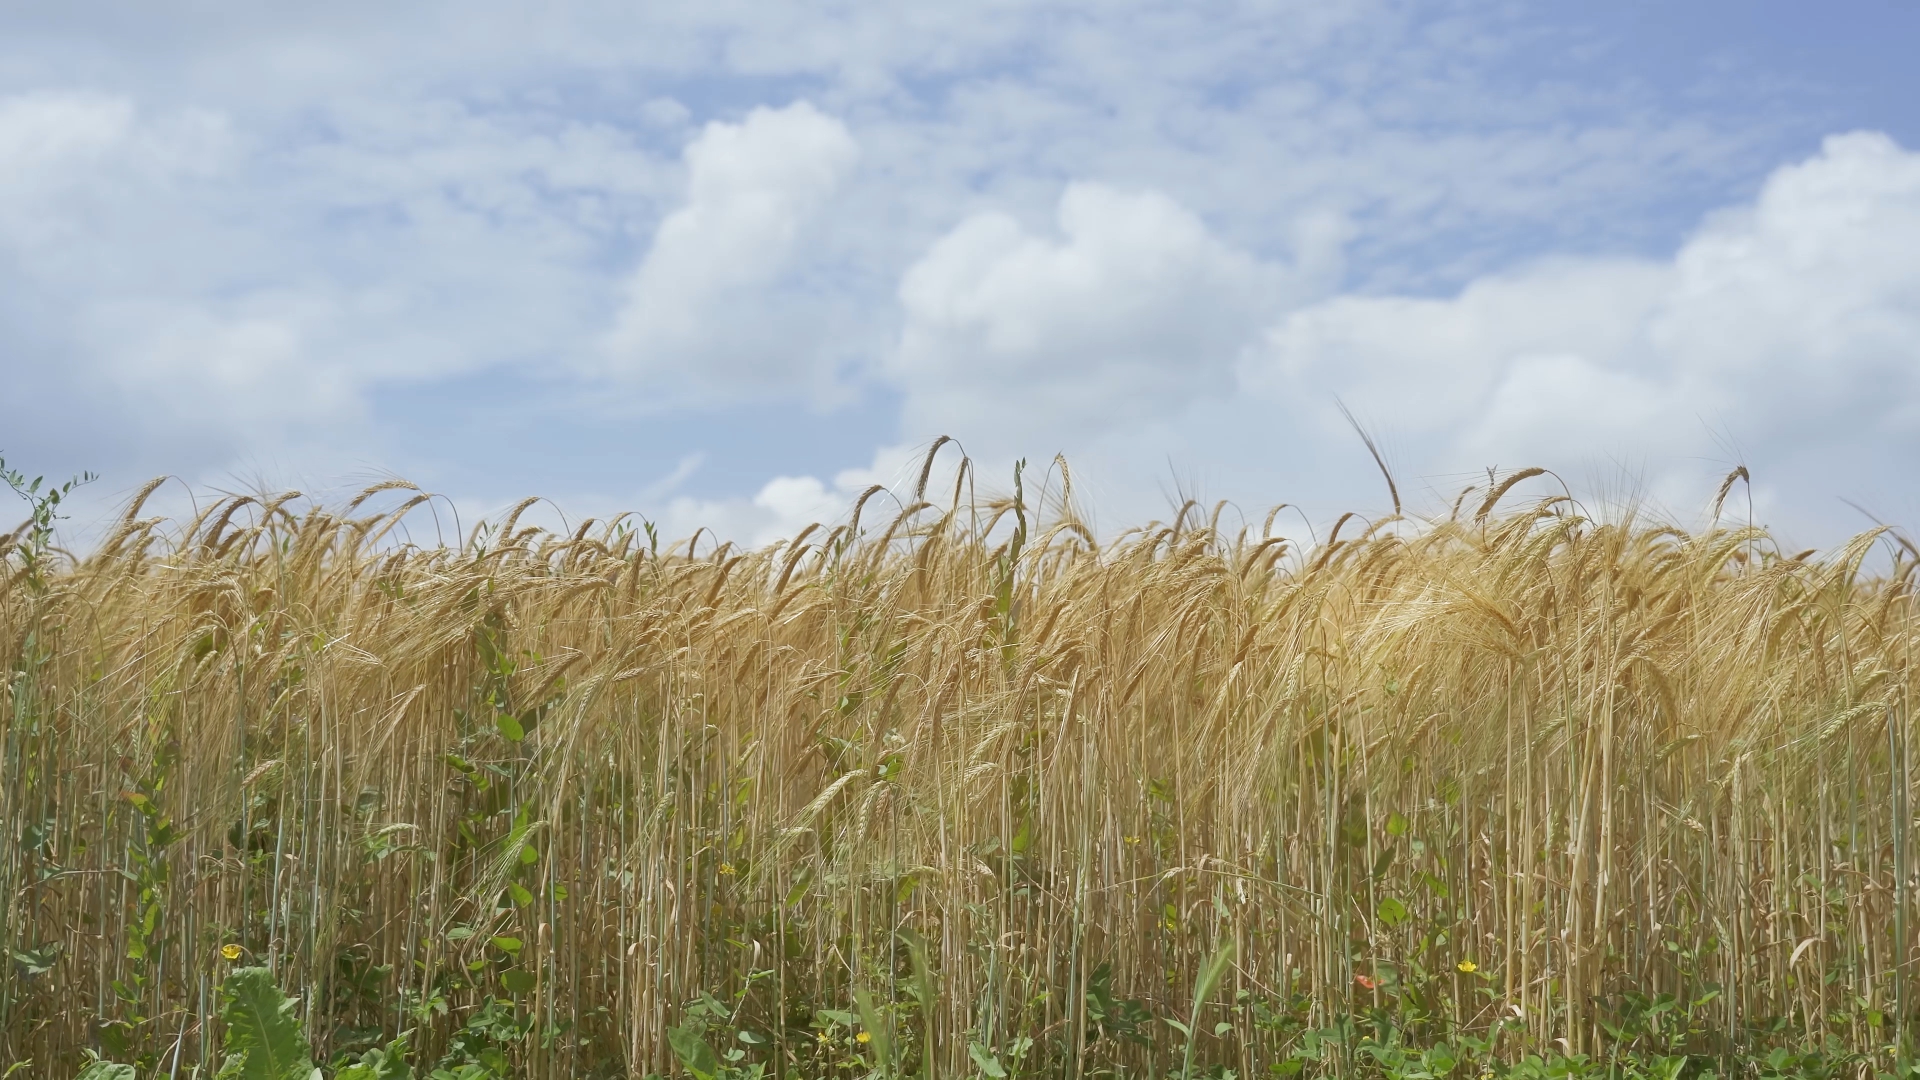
xmin=11 ymin=943 xmax=58 ymax=975
xmin=1180 ymin=939 xmax=1235 ymax=1078
xmin=667 ymin=1022 xmax=720 ymax=1080
xmin=902 ymin=927 xmax=937 ymax=1080
xmin=1010 ymin=818 xmax=1031 ymax=854
xmin=968 ymin=1042 xmax=1008 ymax=1078
xmin=1385 ymin=812 xmax=1409 ymax=837
xmin=489 ymin=936 xmax=523 ymax=955
xmin=214 ymin=967 xmax=315 ymax=1080
xmin=501 ymin=968 xmax=536 ymax=995
xmin=853 ymin=988 xmax=894 ymax=1066
xmin=77 ymin=1062 xmax=137 ymax=1080
xmin=518 ymin=843 xmax=539 ymax=865
xmin=334 ymin=1036 xmax=412 ymax=1080
xmin=495 ymin=714 xmax=525 ymax=742
xmin=509 ymin=882 xmax=534 ymax=907
xmin=1190 ymin=938 xmax=1236 ymax=1019
xmin=1370 ymin=846 xmax=1397 ymax=878
xmin=1377 ymin=896 xmax=1410 ymax=927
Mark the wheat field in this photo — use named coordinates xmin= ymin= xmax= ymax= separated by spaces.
xmin=3 ymin=457 xmax=1918 ymax=1077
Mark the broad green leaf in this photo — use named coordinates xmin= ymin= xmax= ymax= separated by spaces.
xmin=77 ymin=1062 xmax=136 ymax=1080
xmin=214 ymin=967 xmax=314 ymax=1080
xmin=1377 ymin=896 xmax=1410 ymax=927
xmin=495 ymin=714 xmax=525 ymax=742
xmin=489 ymin=936 xmax=523 ymax=955
xmin=334 ymin=1036 xmax=412 ymax=1080
xmin=968 ymin=1042 xmax=1007 ymax=1078
xmin=853 ymin=988 xmax=893 ymax=1066
xmin=667 ymin=1022 xmax=720 ymax=1080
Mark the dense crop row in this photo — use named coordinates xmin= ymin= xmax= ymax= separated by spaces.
xmin=4 ymin=458 xmax=1919 ymax=1077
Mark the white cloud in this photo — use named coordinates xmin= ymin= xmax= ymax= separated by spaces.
xmin=650 ymin=443 xmax=954 ymax=549
xmin=0 ymin=91 xmax=131 ymax=176
xmin=0 ymin=87 xmax=672 ymax=479
xmin=662 ymin=470 xmax=873 ymax=551
xmin=0 ymin=91 xmax=230 ymax=259
xmin=750 ymin=130 xmax=1920 ymax=544
xmin=891 ymin=183 xmax=1332 ymax=454
xmin=1650 ymin=132 xmax=1920 ymax=426
xmin=1257 ymin=258 xmax=1672 ymax=434
xmin=604 ymin=101 xmax=859 ymax=398
xmin=1245 ymin=131 xmax=1920 ymax=534
xmin=78 ymin=298 xmax=360 ymax=432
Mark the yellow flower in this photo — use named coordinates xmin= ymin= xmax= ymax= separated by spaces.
xmin=1124 ymin=835 xmax=1143 ymax=846
xmin=221 ymin=944 xmax=243 ymax=961
xmin=855 ymin=1030 xmax=872 ymax=1045
xmin=718 ymin=862 xmax=737 ymax=876
xmin=1457 ymin=960 xmax=1478 ymax=974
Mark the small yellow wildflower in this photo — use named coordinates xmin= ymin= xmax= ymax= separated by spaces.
xmin=817 ymin=1030 xmax=831 ymax=1045
xmin=855 ymin=1030 xmax=872 ymax=1045
xmin=718 ymin=862 xmax=737 ymax=876
xmin=1457 ymin=960 xmax=1478 ymax=974
xmin=221 ymin=944 xmax=243 ymax=961
xmin=1124 ymin=835 xmax=1143 ymax=846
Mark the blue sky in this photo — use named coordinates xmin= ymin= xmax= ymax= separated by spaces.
xmin=5 ymin=1 xmax=1920 ymax=546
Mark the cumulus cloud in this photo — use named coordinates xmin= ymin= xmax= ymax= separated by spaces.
xmin=732 ymin=132 xmax=1920 ymax=545
xmin=891 ymin=183 xmax=1337 ymax=454
xmin=1255 ymin=258 xmax=1670 ymax=436
xmin=1248 ymin=131 xmax=1920 ymax=532
xmin=1650 ymin=132 xmax=1920 ymax=428
xmin=659 ymin=475 xmax=846 ymax=549
xmin=604 ymin=101 xmax=859 ymax=398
